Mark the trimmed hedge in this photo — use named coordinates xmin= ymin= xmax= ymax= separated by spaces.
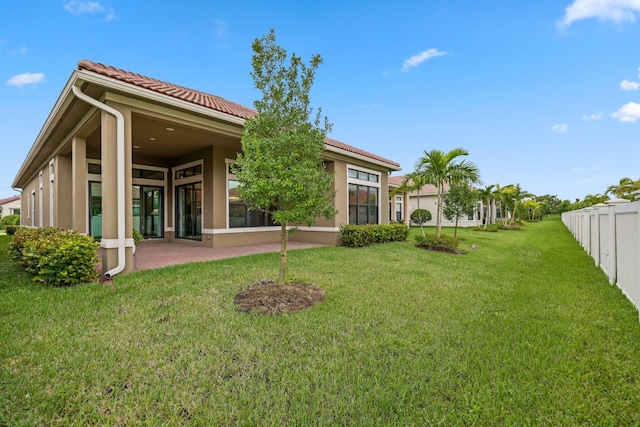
xmin=1 ymin=214 xmax=20 ymax=230
xmin=340 ymin=223 xmax=409 ymax=247
xmin=8 ymin=227 xmax=99 ymax=286
xmin=410 ymin=209 xmax=432 ymax=225
xmin=414 ymin=234 xmax=460 ymax=252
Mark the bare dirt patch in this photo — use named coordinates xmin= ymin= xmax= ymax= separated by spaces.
xmin=234 ymin=280 xmax=326 ymax=315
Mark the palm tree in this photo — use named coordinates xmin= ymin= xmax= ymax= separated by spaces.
xmin=415 ymin=148 xmax=481 ymax=237
xmin=606 ymin=177 xmax=640 ymax=200
xmin=394 ymin=172 xmax=429 ymax=236
xmin=477 ymin=184 xmax=495 ymax=230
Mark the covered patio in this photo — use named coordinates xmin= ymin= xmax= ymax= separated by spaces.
xmin=99 ymin=240 xmax=325 ymax=272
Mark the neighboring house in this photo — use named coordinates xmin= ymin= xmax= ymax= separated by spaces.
xmin=388 ymin=175 xmax=499 ymax=228
xmin=12 ymin=60 xmax=401 ymax=275
xmin=0 ymin=195 xmax=21 ymax=220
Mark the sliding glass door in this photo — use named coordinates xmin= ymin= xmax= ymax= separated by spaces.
xmin=176 ymin=182 xmax=202 ymax=240
xmin=133 ymin=185 xmax=163 ymax=239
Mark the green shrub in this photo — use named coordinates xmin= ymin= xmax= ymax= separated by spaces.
xmin=410 ymin=209 xmax=432 ymax=225
xmin=340 ymin=223 xmax=409 ymax=247
xmin=1 ymin=213 xmax=20 ymax=229
xmin=5 ymin=225 xmax=19 ymax=235
xmin=414 ymin=234 xmax=460 ymax=252
xmin=474 ymin=225 xmax=499 ymax=232
xmin=9 ymin=227 xmax=99 ymax=286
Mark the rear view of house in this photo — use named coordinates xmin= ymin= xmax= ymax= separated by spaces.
xmin=12 ymin=60 xmax=400 ymax=275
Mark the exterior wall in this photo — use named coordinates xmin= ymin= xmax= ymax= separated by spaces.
xmin=408 ymin=194 xmax=482 ymax=228
xmin=562 ymin=196 xmax=640 ymax=322
xmin=0 ymin=198 xmax=21 ymax=219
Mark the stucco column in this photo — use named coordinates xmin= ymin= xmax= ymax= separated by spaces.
xmin=100 ymin=108 xmax=134 ymax=275
xmin=72 ymin=136 xmax=87 ymax=233
xmin=606 ymin=198 xmax=630 ymax=285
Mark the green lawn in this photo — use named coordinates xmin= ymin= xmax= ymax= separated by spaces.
xmin=1 ymin=217 xmax=639 ymax=425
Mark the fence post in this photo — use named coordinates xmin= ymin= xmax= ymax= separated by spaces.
xmin=592 ymin=203 xmax=607 ymax=268
xmin=606 ymin=198 xmax=630 ymax=285
xmin=583 ymin=207 xmax=594 ymax=255
xmin=634 ymin=190 xmax=640 ymax=322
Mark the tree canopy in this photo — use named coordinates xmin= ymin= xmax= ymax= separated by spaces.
xmin=235 ymin=29 xmax=337 ymax=285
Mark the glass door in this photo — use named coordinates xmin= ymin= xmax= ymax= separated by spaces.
xmin=176 ymin=182 xmax=202 ymax=240
xmin=133 ymin=185 xmax=163 ymax=239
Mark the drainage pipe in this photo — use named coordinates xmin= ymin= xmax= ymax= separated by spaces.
xmin=71 ymin=84 xmax=126 ymax=279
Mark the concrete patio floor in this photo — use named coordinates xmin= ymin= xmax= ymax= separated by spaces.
xmin=100 ymin=240 xmax=326 ymax=273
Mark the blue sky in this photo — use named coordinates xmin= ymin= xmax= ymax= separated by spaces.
xmin=1 ymin=0 xmax=639 ymax=202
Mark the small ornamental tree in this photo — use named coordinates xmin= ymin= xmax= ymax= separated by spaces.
xmin=235 ymin=29 xmax=337 ymax=285
xmin=443 ymin=184 xmax=477 ymax=237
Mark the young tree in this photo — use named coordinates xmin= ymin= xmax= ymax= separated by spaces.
xmin=235 ymin=29 xmax=337 ymax=285
xmin=415 ymin=147 xmax=481 ymax=237
xmin=443 ymin=184 xmax=477 ymax=237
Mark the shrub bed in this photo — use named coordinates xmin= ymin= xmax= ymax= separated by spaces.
xmin=414 ymin=234 xmax=460 ymax=253
xmin=8 ymin=227 xmax=99 ymax=286
xmin=340 ymin=223 xmax=409 ymax=247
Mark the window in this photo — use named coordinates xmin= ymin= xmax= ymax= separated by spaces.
xmin=175 ymin=164 xmax=202 ymax=179
xmin=226 ymin=160 xmax=275 ymax=228
xmin=395 ymin=195 xmax=403 ymax=222
xmin=347 ymin=166 xmax=381 ymax=225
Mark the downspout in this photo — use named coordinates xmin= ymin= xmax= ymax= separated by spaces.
xmin=71 ymin=84 xmax=126 ymax=279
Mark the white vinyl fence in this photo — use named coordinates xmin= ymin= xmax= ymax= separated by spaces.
xmin=562 ymin=194 xmax=640 ymax=321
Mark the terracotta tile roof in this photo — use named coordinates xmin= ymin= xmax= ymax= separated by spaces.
xmin=0 ymin=195 xmax=20 ymax=205
xmin=387 ymin=175 xmax=444 ymax=194
xmin=324 ymin=137 xmax=400 ymax=168
xmin=78 ymin=59 xmax=256 ymax=119
xmin=77 ymin=60 xmax=400 ymax=169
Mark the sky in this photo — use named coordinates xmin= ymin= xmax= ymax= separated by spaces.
xmin=1 ymin=0 xmax=639 ymax=202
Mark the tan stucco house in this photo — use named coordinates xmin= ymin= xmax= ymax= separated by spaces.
xmin=0 ymin=195 xmax=21 ymax=219
xmin=12 ymin=60 xmax=400 ymax=276
xmin=388 ymin=175 xmax=500 ymax=227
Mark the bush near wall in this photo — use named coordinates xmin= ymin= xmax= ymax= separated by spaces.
xmin=414 ymin=234 xmax=460 ymax=252
xmin=410 ymin=209 xmax=432 ymax=225
xmin=340 ymin=223 xmax=409 ymax=247
xmin=8 ymin=227 xmax=99 ymax=286
xmin=1 ymin=214 xmax=20 ymax=229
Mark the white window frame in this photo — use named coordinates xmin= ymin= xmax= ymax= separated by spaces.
xmin=346 ymin=164 xmax=382 ymax=225
xmin=171 ymin=159 xmax=204 ymax=233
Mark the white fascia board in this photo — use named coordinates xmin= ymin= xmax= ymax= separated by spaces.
xmin=324 ymin=144 xmax=401 ymax=172
xmin=76 ymin=69 xmax=247 ymax=126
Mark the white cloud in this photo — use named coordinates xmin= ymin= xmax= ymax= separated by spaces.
xmin=572 ymin=167 xmax=585 ymax=173
xmin=621 ymin=79 xmax=640 ymax=90
xmin=559 ymin=0 xmax=640 ymax=28
xmin=212 ymin=19 xmax=228 ymax=38
xmin=552 ymin=123 xmax=569 ymax=133
xmin=582 ymin=112 xmax=603 ymax=120
xmin=401 ymin=48 xmax=447 ymax=72
xmin=64 ymin=1 xmax=115 ymax=20
xmin=6 ymin=72 xmax=45 ymax=87
xmin=357 ymin=103 xmax=379 ymax=109
xmin=610 ymin=101 xmax=640 ymax=122
xmin=10 ymin=46 xmax=27 ymax=55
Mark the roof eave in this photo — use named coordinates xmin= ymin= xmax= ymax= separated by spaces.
xmin=324 ymin=145 xmax=401 ymax=172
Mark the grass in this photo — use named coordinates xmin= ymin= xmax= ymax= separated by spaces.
xmin=1 ymin=217 xmax=640 ymax=425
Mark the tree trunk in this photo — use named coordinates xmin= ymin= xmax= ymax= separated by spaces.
xmin=436 ymin=184 xmax=444 ymax=237
xmin=417 ymin=190 xmax=425 ymax=237
xmin=279 ymin=221 xmax=288 ymax=285
xmin=454 ymin=216 xmax=459 ymax=237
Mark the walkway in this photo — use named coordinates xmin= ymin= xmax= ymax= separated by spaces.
xmin=100 ymin=240 xmax=325 ymax=272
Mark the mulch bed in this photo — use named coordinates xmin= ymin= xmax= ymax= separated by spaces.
xmin=234 ymin=280 xmax=326 ymax=315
